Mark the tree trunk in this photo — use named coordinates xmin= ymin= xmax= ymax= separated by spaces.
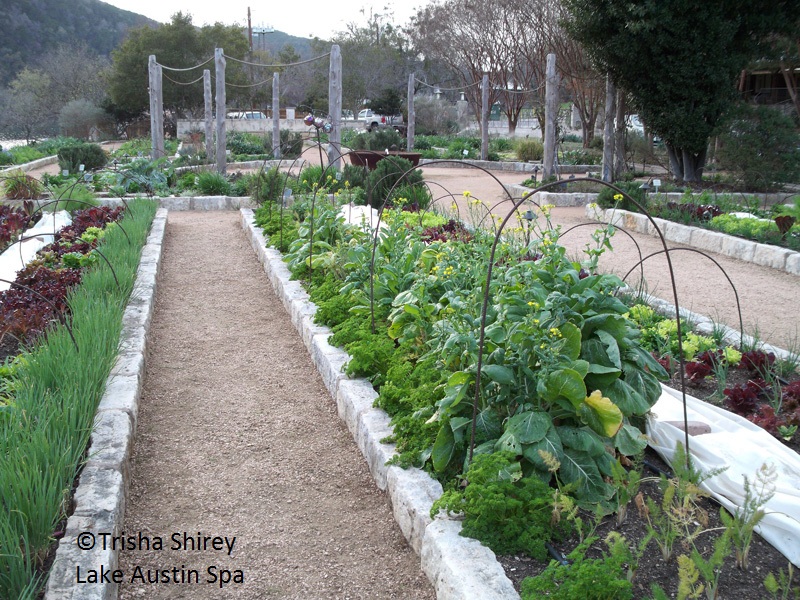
xmin=667 ymin=143 xmax=708 ymax=183
xmin=601 ymin=75 xmax=615 ymax=182
xmin=507 ymin=116 xmax=517 ymax=136
xmin=614 ymin=91 xmax=626 ymax=179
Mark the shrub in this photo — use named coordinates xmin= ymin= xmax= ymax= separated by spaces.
xmin=445 ymin=137 xmax=480 ymax=159
xmin=596 ymin=181 xmax=647 ymax=211
xmin=226 ymin=132 xmax=265 ymax=156
xmin=251 ymin=167 xmax=290 ymax=204
xmin=58 ymin=100 xmax=110 ymax=139
xmin=3 ymin=171 xmax=43 ymax=199
xmin=0 ymin=151 xmax=13 ymax=166
xmin=341 ymin=164 xmax=369 ymax=191
xmin=230 ymin=173 xmax=253 ymax=197
xmin=489 ymin=137 xmax=514 ymax=153
xmin=350 ymin=128 xmax=404 ymax=152
xmin=717 ymin=103 xmax=800 ymax=191
xmin=196 ymin=171 xmax=232 ymax=195
xmin=57 ymin=143 xmax=107 ymax=173
xmin=516 ymin=138 xmax=544 ymax=162
xmin=367 ymin=156 xmax=423 ymax=209
xmin=588 ymin=135 xmax=604 ymax=150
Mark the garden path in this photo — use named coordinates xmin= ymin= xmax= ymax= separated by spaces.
xmin=117 ymin=211 xmax=434 ymax=599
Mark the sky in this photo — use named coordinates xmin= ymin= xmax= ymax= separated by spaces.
xmin=100 ymin=0 xmax=426 ymax=40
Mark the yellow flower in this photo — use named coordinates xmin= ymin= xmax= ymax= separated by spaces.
xmin=463 ymin=190 xmax=471 ymax=198
xmin=613 ymin=193 xmax=623 ymax=202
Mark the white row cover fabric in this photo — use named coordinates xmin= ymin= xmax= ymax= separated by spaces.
xmin=338 ymin=203 xmax=387 ymax=232
xmin=647 ymin=384 xmax=800 ymax=567
xmin=0 ymin=211 xmax=72 ymax=292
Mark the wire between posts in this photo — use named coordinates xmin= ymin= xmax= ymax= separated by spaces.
xmin=156 ymin=56 xmax=215 ymax=72
xmin=162 ymin=72 xmax=206 ymax=86
xmin=414 ymin=78 xmax=482 ymax=92
xmin=222 ymin=52 xmax=332 ymax=68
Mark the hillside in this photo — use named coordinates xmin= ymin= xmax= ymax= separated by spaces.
xmin=0 ymin=1 xmax=321 ymax=87
xmin=0 ymin=0 xmax=157 ymax=85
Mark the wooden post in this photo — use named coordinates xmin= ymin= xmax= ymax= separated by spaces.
xmin=215 ymin=48 xmax=226 ymax=174
xmin=407 ymin=72 xmax=415 ymax=151
xmin=154 ymin=64 xmax=164 ymax=158
xmin=148 ymin=56 xmax=164 ymax=160
xmin=543 ymin=53 xmax=558 ymax=181
xmin=203 ymin=69 xmax=213 ymax=162
xmin=481 ymin=73 xmax=489 ymax=161
xmin=148 ymin=56 xmax=157 ymax=160
xmin=601 ymin=74 xmax=616 ymax=182
xmin=327 ymin=44 xmax=342 ymax=170
xmin=272 ymin=72 xmax=281 ymax=159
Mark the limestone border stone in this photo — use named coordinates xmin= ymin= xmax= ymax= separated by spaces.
xmin=589 ymin=206 xmax=800 ymax=276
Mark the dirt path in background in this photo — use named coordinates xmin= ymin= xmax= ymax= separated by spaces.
xmin=118 ymin=212 xmax=433 ymax=599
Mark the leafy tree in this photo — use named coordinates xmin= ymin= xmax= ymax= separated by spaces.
xmin=717 ymin=103 xmax=800 ymax=190
xmin=369 ymin=88 xmax=403 ymax=115
xmin=562 ymin=0 xmax=797 ymax=182
xmin=108 ymin=13 xmax=251 ymax=122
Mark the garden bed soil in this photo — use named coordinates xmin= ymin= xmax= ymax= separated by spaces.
xmin=498 ymin=444 xmax=796 ymax=599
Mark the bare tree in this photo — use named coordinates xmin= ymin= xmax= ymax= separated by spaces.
xmin=411 ymin=0 xmax=548 ymax=135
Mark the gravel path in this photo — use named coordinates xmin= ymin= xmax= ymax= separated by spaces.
xmin=118 ymin=211 xmax=434 ymax=599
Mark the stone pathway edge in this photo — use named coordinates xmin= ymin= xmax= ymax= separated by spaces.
xmin=44 ymin=207 xmax=168 ymax=600
xmin=240 ymin=209 xmax=521 ymax=600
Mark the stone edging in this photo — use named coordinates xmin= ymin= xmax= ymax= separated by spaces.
xmin=44 ymin=208 xmax=168 ymax=600
xmin=240 ymin=209 xmax=520 ymax=600
xmin=1 ymin=155 xmax=59 ymax=175
xmin=586 ymin=205 xmax=800 ymax=276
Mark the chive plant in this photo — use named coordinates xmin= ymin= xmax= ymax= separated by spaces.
xmin=0 ymin=199 xmax=157 ymax=599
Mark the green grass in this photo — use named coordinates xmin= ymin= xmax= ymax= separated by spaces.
xmin=0 ymin=199 xmax=157 ymax=598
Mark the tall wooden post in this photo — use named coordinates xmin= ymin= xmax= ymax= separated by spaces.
xmin=481 ymin=74 xmax=489 ymax=161
xmin=327 ymin=44 xmax=342 ymax=170
xmin=148 ymin=55 xmax=164 ymax=160
xmin=203 ymin=69 xmax=213 ymax=162
xmin=407 ymin=73 xmax=415 ymax=151
xmin=272 ymin=72 xmax=281 ymax=159
xmin=543 ymin=53 xmax=558 ymax=181
xmin=215 ymin=48 xmax=227 ymax=174
xmin=601 ymin=74 xmax=616 ymax=182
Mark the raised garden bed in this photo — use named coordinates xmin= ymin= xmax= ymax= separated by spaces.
xmin=246 ymin=181 xmax=800 ymax=599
